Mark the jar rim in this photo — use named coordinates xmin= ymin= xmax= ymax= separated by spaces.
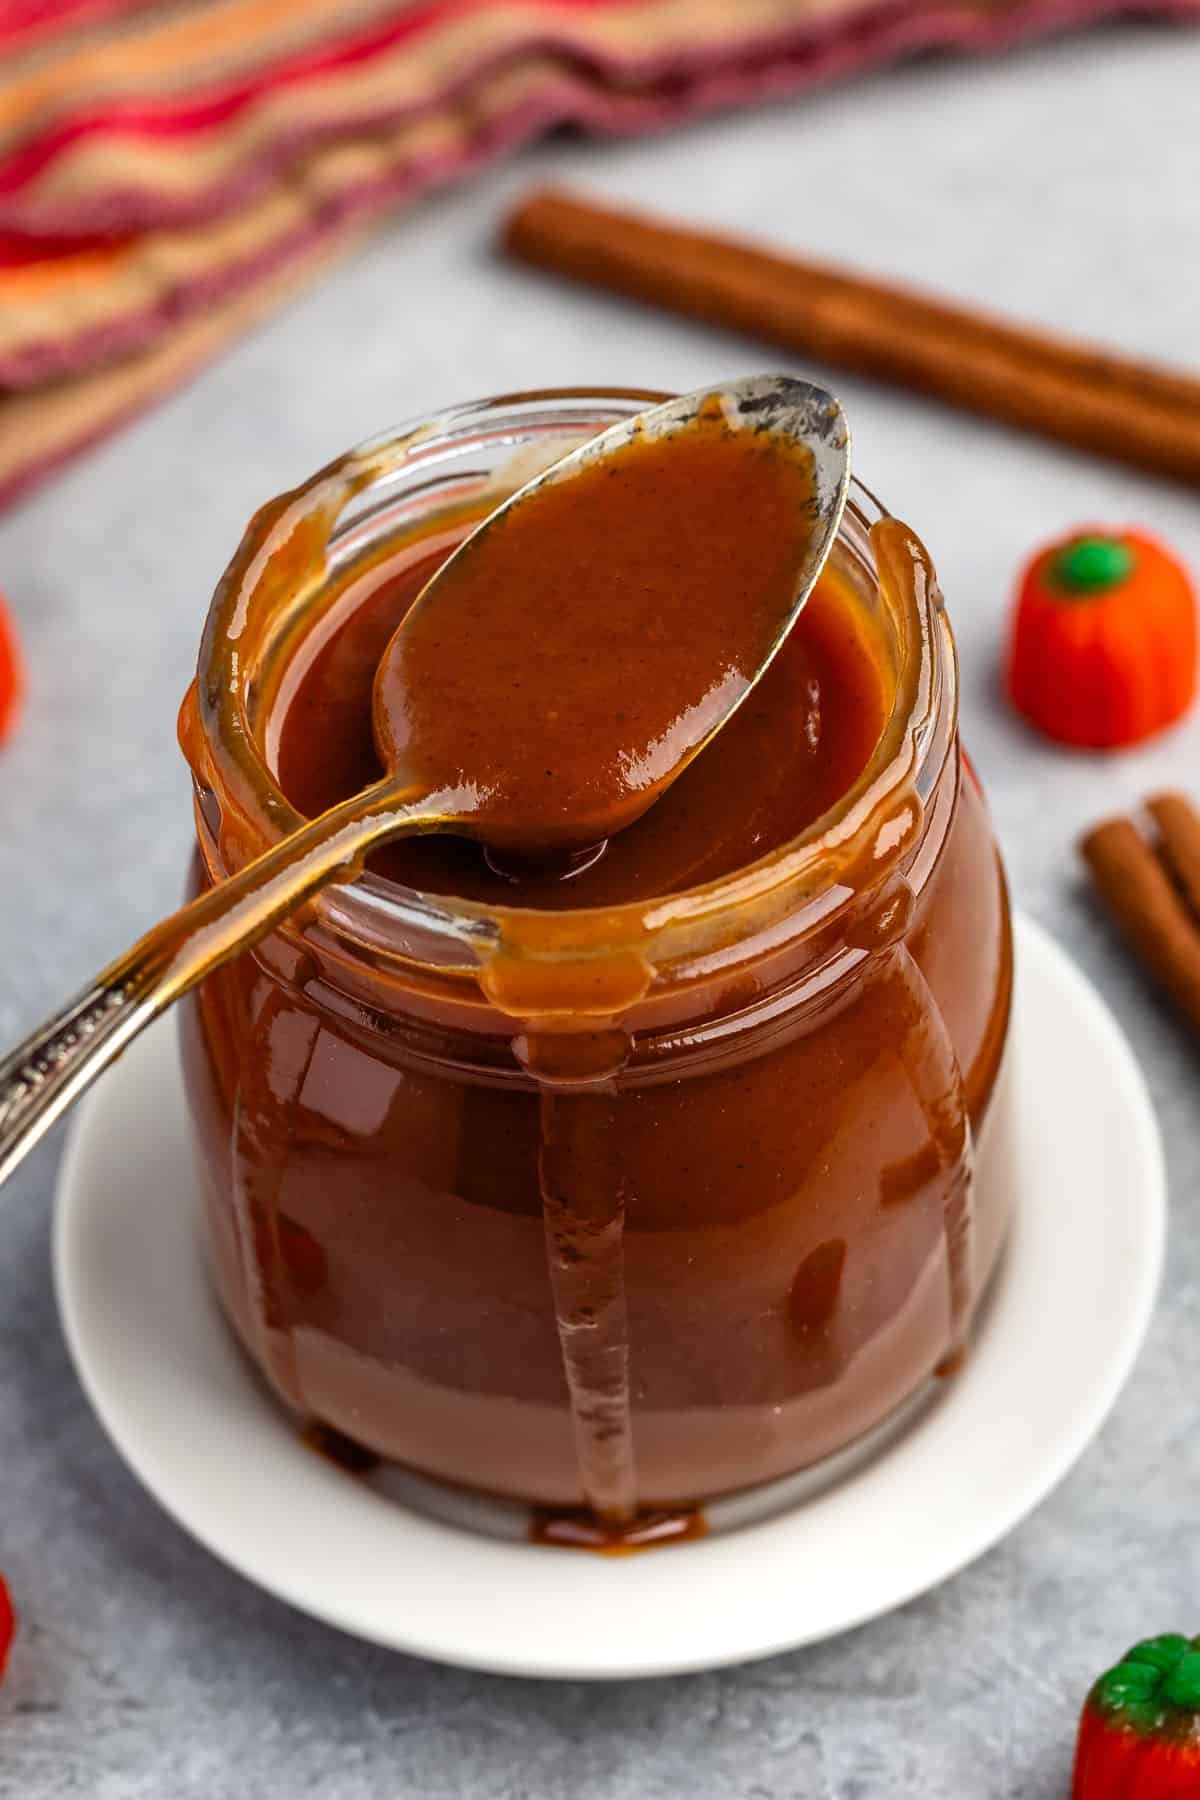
xmin=183 ymin=387 xmax=957 ymax=984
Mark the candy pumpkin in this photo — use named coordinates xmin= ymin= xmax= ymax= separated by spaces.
xmin=0 ymin=593 xmax=22 ymax=744
xmin=1073 ymin=1634 xmax=1200 ymax=1799
xmin=0 ymin=1574 xmax=13 ymax=1681
xmin=1007 ymin=530 xmax=1196 ymax=749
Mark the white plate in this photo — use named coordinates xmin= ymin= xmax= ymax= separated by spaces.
xmin=54 ymin=913 xmax=1164 ymax=1680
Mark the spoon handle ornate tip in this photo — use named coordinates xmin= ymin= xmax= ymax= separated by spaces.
xmin=0 ymin=979 xmax=150 ymax=1185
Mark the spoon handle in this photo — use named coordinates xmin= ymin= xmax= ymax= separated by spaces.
xmin=0 ymin=781 xmax=440 ymax=1187
xmin=0 ymin=978 xmax=151 ymax=1187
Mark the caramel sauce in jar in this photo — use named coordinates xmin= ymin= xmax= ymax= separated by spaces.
xmin=178 ymin=392 xmax=1013 ymax=1538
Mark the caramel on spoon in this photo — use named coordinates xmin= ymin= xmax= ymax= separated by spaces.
xmin=0 ymin=375 xmax=850 ymax=1183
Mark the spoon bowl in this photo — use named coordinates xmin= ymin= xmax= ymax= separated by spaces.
xmin=372 ymin=375 xmax=850 ymax=853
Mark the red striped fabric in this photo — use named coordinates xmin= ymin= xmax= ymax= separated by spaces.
xmin=0 ymin=0 xmax=156 ymax=53
xmin=0 ymin=0 xmax=1194 ymax=511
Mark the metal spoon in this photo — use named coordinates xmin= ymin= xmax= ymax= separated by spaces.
xmin=0 ymin=374 xmax=850 ymax=1185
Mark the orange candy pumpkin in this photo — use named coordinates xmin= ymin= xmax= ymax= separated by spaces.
xmin=0 ymin=594 xmax=23 ymax=745
xmin=0 ymin=1573 xmax=13 ymax=1681
xmin=1007 ymin=530 xmax=1197 ymax=749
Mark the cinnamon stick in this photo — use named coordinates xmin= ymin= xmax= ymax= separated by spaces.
xmin=1081 ymin=815 xmax=1200 ymax=1034
xmin=1147 ymin=790 xmax=1200 ymax=919
xmin=505 ymin=188 xmax=1200 ymax=486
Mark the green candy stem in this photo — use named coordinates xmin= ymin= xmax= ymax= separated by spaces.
xmin=1163 ymin=1649 xmax=1200 ymax=1711
xmin=1091 ymin=1634 xmax=1200 ymax=1737
xmin=1052 ymin=536 xmax=1136 ymax=594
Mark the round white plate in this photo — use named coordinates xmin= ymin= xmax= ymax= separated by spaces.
xmin=54 ymin=913 xmax=1164 ymax=1680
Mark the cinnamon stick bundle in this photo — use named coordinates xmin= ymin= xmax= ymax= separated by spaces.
xmin=1081 ymin=792 xmax=1200 ymax=1035
xmin=505 ymin=188 xmax=1200 ymax=486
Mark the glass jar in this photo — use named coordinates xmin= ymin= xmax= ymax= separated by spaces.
xmin=178 ymin=389 xmax=1014 ymax=1528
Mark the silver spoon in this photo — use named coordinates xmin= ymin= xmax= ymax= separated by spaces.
xmin=0 ymin=374 xmax=850 ymax=1186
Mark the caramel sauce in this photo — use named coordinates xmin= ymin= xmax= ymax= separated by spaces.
xmin=278 ymin=550 xmax=887 ymax=909
xmin=530 ymin=1508 xmax=708 ymax=1554
xmin=371 ymin=405 xmax=827 ymax=853
xmin=303 ymin=1421 xmax=383 ymax=1476
xmin=270 ymin=529 xmax=891 ymax=1538
xmin=179 ymin=435 xmax=1010 ymax=1550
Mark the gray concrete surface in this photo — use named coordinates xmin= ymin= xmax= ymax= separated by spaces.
xmin=2 ymin=21 xmax=1200 ymax=1796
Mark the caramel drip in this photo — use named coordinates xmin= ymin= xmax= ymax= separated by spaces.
xmin=229 ymin=990 xmax=321 ymax=1408
xmin=901 ymin=950 xmax=974 ymax=1368
xmin=852 ymin=867 xmax=974 ymax=1364
xmin=890 ymin=940 xmax=974 ymax=1363
xmin=531 ymin=1507 xmax=706 ymax=1553
xmin=303 ymin=1421 xmax=382 ymax=1476
xmin=529 ymin=1032 xmax=637 ymax=1527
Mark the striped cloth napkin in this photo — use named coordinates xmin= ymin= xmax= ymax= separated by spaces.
xmin=1 ymin=0 xmax=1194 ymax=512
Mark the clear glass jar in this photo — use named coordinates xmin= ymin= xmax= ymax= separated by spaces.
xmin=177 ymin=390 xmax=1014 ymax=1527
